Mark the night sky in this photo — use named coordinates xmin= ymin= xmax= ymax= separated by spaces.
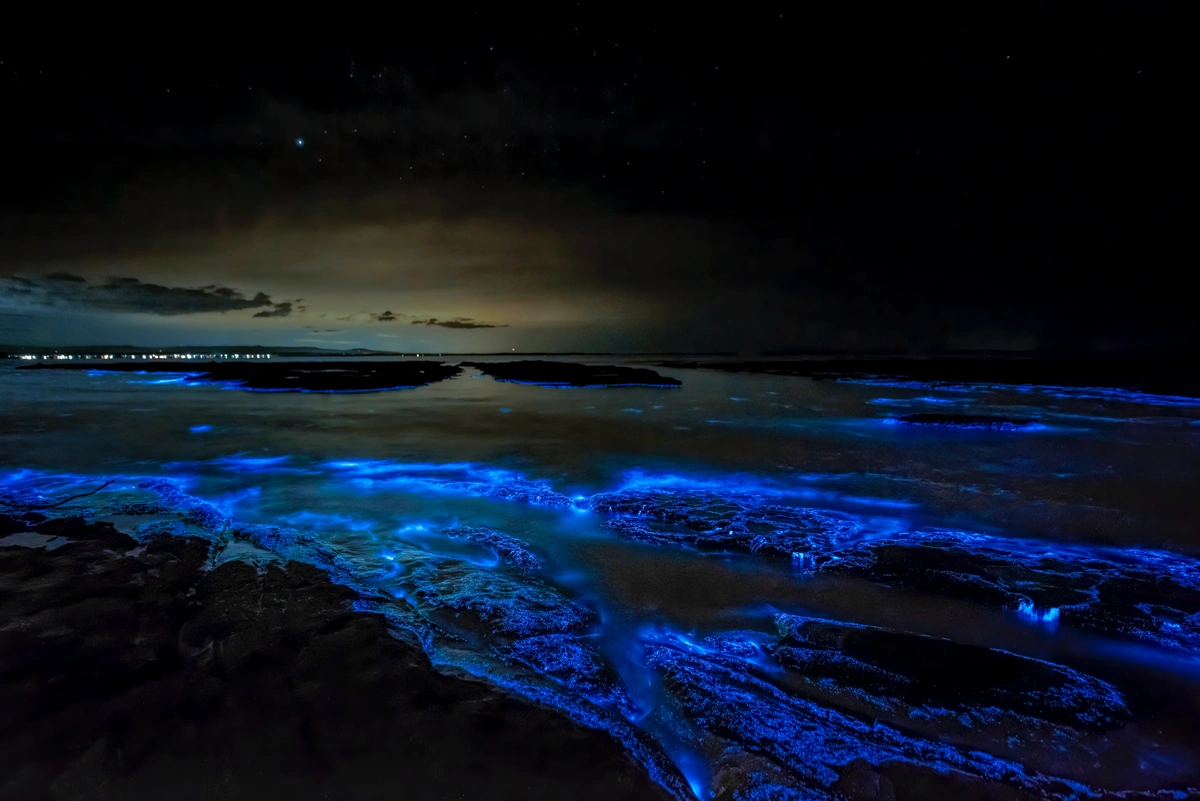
xmin=0 ymin=7 xmax=1189 ymax=354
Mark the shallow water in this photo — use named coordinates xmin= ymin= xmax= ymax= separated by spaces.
xmin=3 ymin=357 xmax=1200 ymax=798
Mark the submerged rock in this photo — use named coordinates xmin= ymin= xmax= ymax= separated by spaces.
xmin=586 ymin=483 xmax=1200 ymax=655
xmin=408 ymin=554 xmax=594 ymax=638
xmin=453 ymin=480 xmax=574 ymax=507
xmin=887 ymin=413 xmax=1044 ymax=430
xmin=772 ymin=614 xmax=1129 ymax=731
xmin=135 ymin=477 xmax=231 ymax=534
xmin=23 ymin=359 xmax=463 ymax=392
xmin=589 ymin=489 xmax=859 ymax=557
xmin=462 ymin=360 xmax=681 ymax=388
xmin=824 ymin=531 xmax=1200 ymax=653
xmin=444 ymin=525 xmax=543 ymax=572
xmin=503 ymin=634 xmax=638 ymax=715
xmin=643 ymin=632 xmax=1082 ymax=800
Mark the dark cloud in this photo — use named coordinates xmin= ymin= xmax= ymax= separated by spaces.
xmin=410 ymin=317 xmax=504 ymax=329
xmin=252 ymin=302 xmax=293 ymax=318
xmin=371 ymin=310 xmax=400 ymax=322
xmin=1 ymin=274 xmax=276 ymax=316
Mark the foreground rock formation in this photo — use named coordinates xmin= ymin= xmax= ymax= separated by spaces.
xmin=0 ymin=513 xmax=669 ymax=801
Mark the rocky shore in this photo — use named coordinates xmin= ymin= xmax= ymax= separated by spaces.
xmin=0 ymin=513 xmax=668 ymax=801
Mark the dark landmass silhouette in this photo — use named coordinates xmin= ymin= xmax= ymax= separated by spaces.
xmin=462 ymin=360 xmax=681 ymax=388
xmin=21 ymin=360 xmax=462 ymax=393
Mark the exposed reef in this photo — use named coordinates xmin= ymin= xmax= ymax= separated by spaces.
xmin=21 ymin=359 xmax=462 ymax=392
xmin=771 ymin=613 xmax=1128 ymax=731
xmin=886 ymin=413 xmax=1045 ymax=430
xmin=643 ymin=630 xmax=1086 ymax=800
xmin=0 ymin=513 xmax=671 ymax=800
xmin=502 ymin=634 xmax=639 ymax=716
xmin=589 ymin=489 xmax=860 ymax=558
xmin=822 ymin=530 xmax=1200 ymax=654
xmin=462 ymin=360 xmax=682 ymax=388
xmin=586 ymin=483 xmax=1200 ymax=654
xmin=444 ymin=525 xmax=543 ymax=572
xmin=406 ymin=552 xmax=594 ymax=638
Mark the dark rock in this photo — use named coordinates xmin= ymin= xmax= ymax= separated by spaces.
xmin=462 ymin=360 xmax=681 ymax=388
xmin=824 ymin=533 xmax=1200 ymax=653
xmin=588 ymin=489 xmax=859 ymax=558
xmin=586 ymin=484 xmax=1200 ymax=654
xmin=642 ymin=633 xmax=1078 ymax=800
xmin=503 ymin=634 xmax=638 ymax=715
xmin=444 ymin=525 xmax=543 ymax=572
xmin=453 ymin=480 xmax=574 ymax=507
xmin=407 ymin=554 xmax=594 ymax=638
xmin=0 ymin=514 xmax=673 ymax=800
xmin=22 ymin=359 xmax=462 ymax=392
xmin=772 ymin=614 xmax=1129 ymax=731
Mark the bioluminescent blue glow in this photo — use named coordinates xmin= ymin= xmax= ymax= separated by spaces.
xmin=842 ymin=376 xmax=1200 ymax=408
xmin=611 ymin=468 xmax=917 ymax=510
xmin=1017 ymin=600 xmax=1062 ymax=626
xmin=4 ymin=366 xmax=1200 ymax=801
xmin=879 ymin=416 xmax=1049 ymax=431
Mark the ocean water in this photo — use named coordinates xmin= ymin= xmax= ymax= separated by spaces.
xmin=3 ymin=357 xmax=1200 ymax=798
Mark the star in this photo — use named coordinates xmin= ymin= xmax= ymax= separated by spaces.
xmin=296 ymin=138 xmax=305 ymax=147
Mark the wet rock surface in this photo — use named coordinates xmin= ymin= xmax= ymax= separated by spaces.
xmin=462 ymin=359 xmax=682 ymax=387
xmin=407 ymin=554 xmax=595 ymax=637
xmin=589 ymin=489 xmax=859 ymax=558
xmin=771 ymin=614 xmax=1129 ymax=731
xmin=823 ymin=532 xmax=1200 ymax=653
xmin=22 ymin=359 xmax=462 ymax=392
xmin=5 ymin=471 xmax=1200 ymax=799
xmin=586 ymin=485 xmax=1200 ymax=655
xmin=643 ymin=632 xmax=1081 ymax=801
xmin=444 ymin=525 xmax=543 ymax=572
xmin=0 ymin=514 xmax=670 ymax=800
xmin=502 ymin=634 xmax=639 ymax=715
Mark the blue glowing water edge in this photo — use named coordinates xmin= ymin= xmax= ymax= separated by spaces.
xmin=4 ymin=454 xmax=1200 ymax=800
